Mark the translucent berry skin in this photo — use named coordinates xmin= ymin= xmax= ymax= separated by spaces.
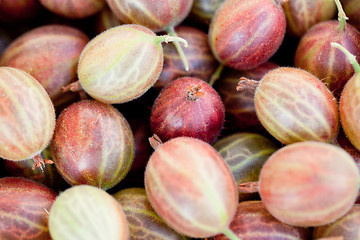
xmin=154 ymin=25 xmax=218 ymax=90
xmin=51 ymin=99 xmax=134 ymax=190
xmin=49 ymin=185 xmax=129 ymax=240
xmin=259 ymin=141 xmax=360 ymax=227
xmin=208 ymin=0 xmax=286 ymax=70
xmin=340 ymin=73 xmax=360 ymax=151
xmin=113 ymin=188 xmax=186 ymax=240
xmin=282 ymin=0 xmax=336 ymax=37
xmin=0 ymin=24 xmax=89 ymax=108
xmin=0 ymin=67 xmax=56 ymax=161
xmin=208 ymin=201 xmax=311 ymax=240
xmin=150 ymin=77 xmax=225 ymax=144
xmin=313 ymin=204 xmax=360 ymax=240
xmin=145 ymin=137 xmax=238 ymax=238
xmin=294 ymin=21 xmax=360 ymax=96
xmin=39 ymin=0 xmax=105 ymax=18
xmin=78 ymin=24 xmax=164 ymax=104
xmin=254 ymin=67 xmax=339 ymax=144
xmin=0 ymin=177 xmax=57 ymax=240
xmin=105 ymin=0 xmax=193 ymax=32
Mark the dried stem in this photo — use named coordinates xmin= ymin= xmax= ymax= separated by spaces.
xmin=149 ymin=134 xmax=163 ymax=150
xmin=32 ymin=153 xmax=54 ymax=171
xmin=236 ymin=77 xmax=259 ymax=92
xmin=334 ymin=0 xmax=348 ymax=32
xmin=186 ymin=84 xmax=205 ymax=101
xmin=331 ymin=42 xmax=360 ymax=73
xmin=238 ymin=181 xmax=260 ymax=193
xmin=274 ymin=0 xmax=289 ymax=6
xmin=62 ymin=81 xmax=83 ymax=93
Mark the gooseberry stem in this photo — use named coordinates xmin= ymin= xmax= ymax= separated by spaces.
xmin=165 ymin=26 xmax=190 ymax=71
xmin=334 ymin=0 xmax=348 ymax=32
xmin=222 ymin=227 xmax=241 ymax=240
xmin=209 ymin=64 xmax=225 ymax=86
xmin=331 ymin=42 xmax=360 ymax=73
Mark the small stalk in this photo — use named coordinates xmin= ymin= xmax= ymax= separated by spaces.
xmin=236 ymin=77 xmax=259 ymax=92
xmin=222 ymin=227 xmax=241 ymax=240
xmin=334 ymin=0 xmax=348 ymax=32
xmin=32 ymin=153 xmax=54 ymax=171
xmin=274 ymin=0 xmax=289 ymax=6
xmin=165 ymin=26 xmax=190 ymax=71
xmin=62 ymin=81 xmax=83 ymax=93
xmin=148 ymin=134 xmax=163 ymax=150
xmin=208 ymin=64 xmax=225 ymax=86
xmin=238 ymin=181 xmax=260 ymax=193
xmin=331 ymin=42 xmax=360 ymax=73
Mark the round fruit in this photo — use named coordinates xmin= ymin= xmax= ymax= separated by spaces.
xmin=105 ymin=0 xmax=193 ymax=32
xmin=208 ymin=201 xmax=311 ymax=240
xmin=145 ymin=136 xmax=238 ymax=238
xmin=0 ymin=177 xmax=57 ymax=240
xmin=313 ymin=204 xmax=360 ymax=240
xmin=282 ymin=0 xmax=336 ymax=37
xmin=113 ymin=188 xmax=186 ymax=240
xmin=77 ymin=24 xmax=187 ymax=104
xmin=259 ymin=141 xmax=360 ymax=227
xmin=294 ymin=2 xmax=360 ymax=96
xmin=208 ymin=0 xmax=286 ymax=70
xmin=0 ymin=67 xmax=56 ymax=168
xmin=51 ymin=99 xmax=134 ymax=190
xmin=213 ymin=132 xmax=278 ymax=201
xmin=249 ymin=67 xmax=339 ymax=144
xmin=39 ymin=0 xmax=105 ymax=18
xmin=0 ymin=24 xmax=89 ymax=108
xmin=49 ymin=185 xmax=129 ymax=240
xmin=150 ymin=76 xmax=225 ymax=144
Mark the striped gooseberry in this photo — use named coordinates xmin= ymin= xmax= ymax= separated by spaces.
xmin=67 ymin=24 xmax=187 ymax=104
xmin=113 ymin=188 xmax=186 ymax=239
xmin=105 ymin=0 xmax=193 ymax=33
xmin=248 ymin=141 xmax=360 ymax=227
xmin=39 ymin=0 xmax=106 ymax=19
xmin=0 ymin=24 xmax=89 ymax=109
xmin=207 ymin=201 xmax=311 ymax=240
xmin=0 ymin=66 xmax=56 ymax=169
xmin=208 ymin=0 xmax=286 ymax=70
xmin=48 ymin=185 xmax=129 ymax=240
xmin=145 ymin=136 xmax=239 ymax=239
xmin=0 ymin=177 xmax=57 ymax=239
xmin=150 ymin=76 xmax=225 ymax=144
xmin=294 ymin=0 xmax=360 ymax=97
xmin=237 ymin=67 xmax=339 ymax=145
xmin=282 ymin=0 xmax=336 ymax=37
xmin=51 ymin=99 xmax=134 ymax=190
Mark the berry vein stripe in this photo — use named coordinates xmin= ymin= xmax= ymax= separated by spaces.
xmin=149 ymin=147 xmax=229 ymax=230
xmin=0 ymin=76 xmax=39 ymax=157
xmin=80 ymin=39 xmax=143 ymax=85
xmin=223 ymin=11 xmax=273 ymax=62
xmin=264 ymin=81 xmax=334 ymax=130
xmin=228 ymin=149 xmax=275 ymax=172
xmin=257 ymin=84 xmax=333 ymax=141
xmin=0 ymin=209 xmax=49 ymax=231
xmin=267 ymin=189 xmax=356 ymax=219
xmin=320 ymin=210 xmax=360 ymax=236
xmin=112 ymin=1 xmax=166 ymax=27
